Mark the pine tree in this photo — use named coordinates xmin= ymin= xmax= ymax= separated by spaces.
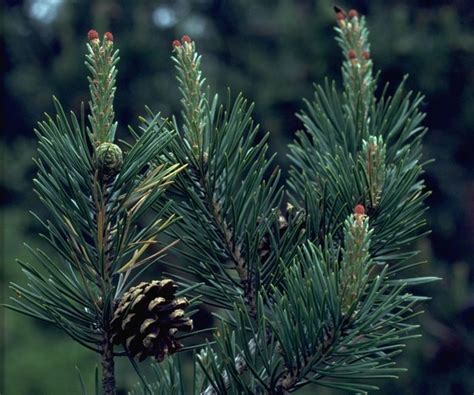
xmin=7 ymin=7 xmax=438 ymax=395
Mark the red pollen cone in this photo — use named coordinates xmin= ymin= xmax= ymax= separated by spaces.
xmin=87 ymin=30 xmax=99 ymax=41
xmin=348 ymin=9 xmax=359 ymax=19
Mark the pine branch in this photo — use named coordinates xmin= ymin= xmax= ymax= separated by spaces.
xmin=288 ymin=8 xmax=429 ymax=269
xmin=7 ymin=30 xmax=189 ymax=395
xmin=190 ymin=7 xmax=435 ymax=394
xmin=127 ymin=7 xmax=435 ymax=394
xmin=157 ymin=37 xmax=289 ymax=313
xmin=195 ymin=211 xmax=423 ymax=394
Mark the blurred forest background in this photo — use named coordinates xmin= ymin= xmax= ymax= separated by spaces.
xmin=1 ymin=0 xmax=473 ymax=394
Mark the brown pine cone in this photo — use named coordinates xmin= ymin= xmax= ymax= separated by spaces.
xmin=110 ymin=279 xmax=193 ymax=362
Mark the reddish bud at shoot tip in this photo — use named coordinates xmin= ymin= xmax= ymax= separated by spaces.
xmin=88 ymin=29 xmax=99 ymax=41
xmin=172 ymin=39 xmax=182 ymax=48
xmin=104 ymin=32 xmax=114 ymax=42
xmin=348 ymin=49 xmax=357 ymax=60
xmin=348 ymin=9 xmax=359 ymax=19
xmin=181 ymin=35 xmax=192 ymax=44
xmin=362 ymin=51 xmax=370 ymax=60
xmin=334 ymin=5 xmax=346 ymax=22
xmin=354 ymin=204 xmax=365 ymax=215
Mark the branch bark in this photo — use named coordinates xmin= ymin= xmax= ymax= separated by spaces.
xmin=102 ymin=332 xmax=116 ymax=395
xmin=96 ymin=174 xmax=117 ymax=395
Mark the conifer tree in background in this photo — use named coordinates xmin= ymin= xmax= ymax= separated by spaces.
xmin=7 ymin=7 xmax=438 ymax=395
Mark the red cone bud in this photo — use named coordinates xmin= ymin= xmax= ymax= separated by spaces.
xmin=104 ymin=32 xmax=114 ymax=42
xmin=172 ymin=39 xmax=182 ymax=48
xmin=362 ymin=51 xmax=370 ymax=60
xmin=348 ymin=9 xmax=359 ymax=19
xmin=336 ymin=12 xmax=345 ymax=21
xmin=354 ymin=204 xmax=365 ymax=215
xmin=348 ymin=49 xmax=357 ymax=60
xmin=87 ymin=30 xmax=99 ymax=41
xmin=181 ymin=35 xmax=191 ymax=44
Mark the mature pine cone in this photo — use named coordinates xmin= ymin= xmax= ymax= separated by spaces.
xmin=110 ymin=279 xmax=193 ymax=362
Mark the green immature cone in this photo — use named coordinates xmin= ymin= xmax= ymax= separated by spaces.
xmin=172 ymin=35 xmax=206 ymax=155
xmin=339 ymin=205 xmax=372 ymax=316
xmin=85 ymin=31 xmax=119 ymax=145
xmin=96 ymin=142 xmax=123 ymax=176
xmin=362 ymin=135 xmax=386 ymax=208
xmin=110 ymin=279 xmax=193 ymax=362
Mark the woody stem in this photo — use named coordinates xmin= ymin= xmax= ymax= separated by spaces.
xmin=102 ymin=329 xmax=116 ymax=395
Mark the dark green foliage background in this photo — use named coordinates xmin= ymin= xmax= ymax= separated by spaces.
xmin=2 ymin=0 xmax=473 ymax=394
